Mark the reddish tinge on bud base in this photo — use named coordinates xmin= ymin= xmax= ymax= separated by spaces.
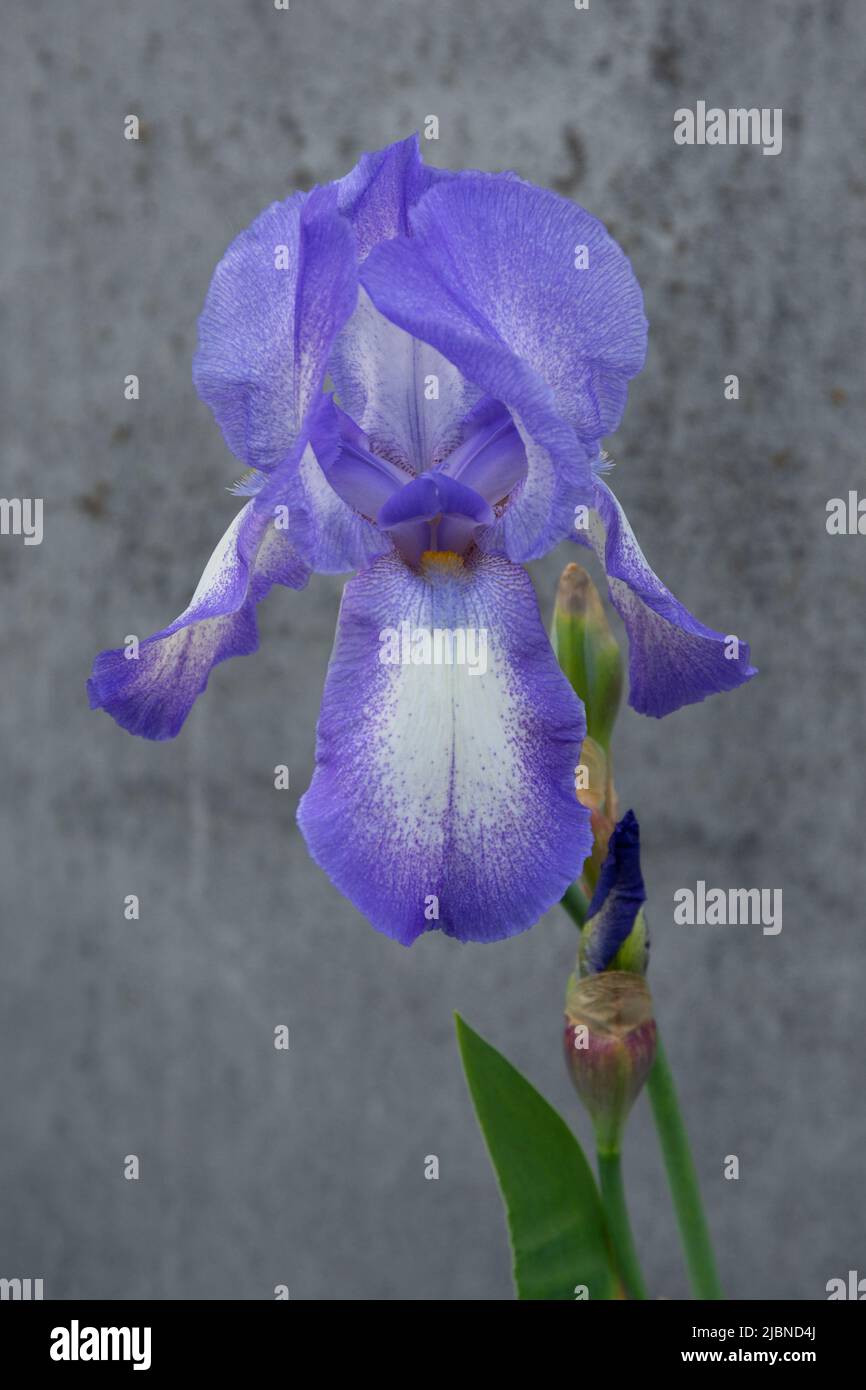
xmin=564 ymin=971 xmax=657 ymax=1153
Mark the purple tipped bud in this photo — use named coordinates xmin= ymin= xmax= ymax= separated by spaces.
xmin=581 ymin=810 xmax=648 ymax=977
xmin=564 ymin=971 xmax=657 ymax=1153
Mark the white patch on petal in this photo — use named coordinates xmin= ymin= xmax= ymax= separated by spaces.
xmin=186 ymin=507 xmax=250 ymax=615
xmin=329 ymin=290 xmax=481 ymax=472
xmin=372 ymin=631 xmax=520 ymax=865
xmin=298 ymin=549 xmax=590 ymax=942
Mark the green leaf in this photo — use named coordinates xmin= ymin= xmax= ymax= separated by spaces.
xmin=455 ymin=1013 xmax=620 ymax=1301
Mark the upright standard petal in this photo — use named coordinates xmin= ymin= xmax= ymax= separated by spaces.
xmin=87 ymin=496 xmax=309 ymax=740
xmin=335 ymin=132 xmax=521 ymax=260
xmin=193 ymin=184 xmax=358 ymax=474
xmin=575 ymin=477 xmax=756 ymax=717
xmin=335 ymin=133 xmax=448 ymax=262
xmin=360 ymin=174 xmax=647 ymax=560
xmin=297 ymin=550 xmax=592 ymax=945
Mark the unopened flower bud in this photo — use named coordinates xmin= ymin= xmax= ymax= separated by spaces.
xmin=564 ymin=971 xmax=657 ymax=1153
xmin=580 ymin=810 xmax=648 ymax=976
xmin=553 ymin=562 xmax=623 ymax=751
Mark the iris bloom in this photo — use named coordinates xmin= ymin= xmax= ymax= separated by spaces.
xmin=88 ymin=136 xmax=754 ymax=945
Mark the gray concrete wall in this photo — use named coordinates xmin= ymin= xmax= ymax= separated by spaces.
xmin=1 ymin=0 xmax=864 ymax=1299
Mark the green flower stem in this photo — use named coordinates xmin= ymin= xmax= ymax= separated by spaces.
xmin=561 ymin=880 xmax=590 ymax=929
xmin=560 ymin=887 xmax=724 ymax=1300
xmin=647 ymin=1035 xmax=724 ymax=1300
xmin=597 ymin=1148 xmax=648 ymax=1300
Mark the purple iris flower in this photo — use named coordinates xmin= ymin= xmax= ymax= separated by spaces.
xmin=88 ymin=136 xmax=755 ymax=946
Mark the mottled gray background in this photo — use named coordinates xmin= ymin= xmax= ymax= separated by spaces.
xmin=2 ymin=0 xmax=864 ymax=1301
